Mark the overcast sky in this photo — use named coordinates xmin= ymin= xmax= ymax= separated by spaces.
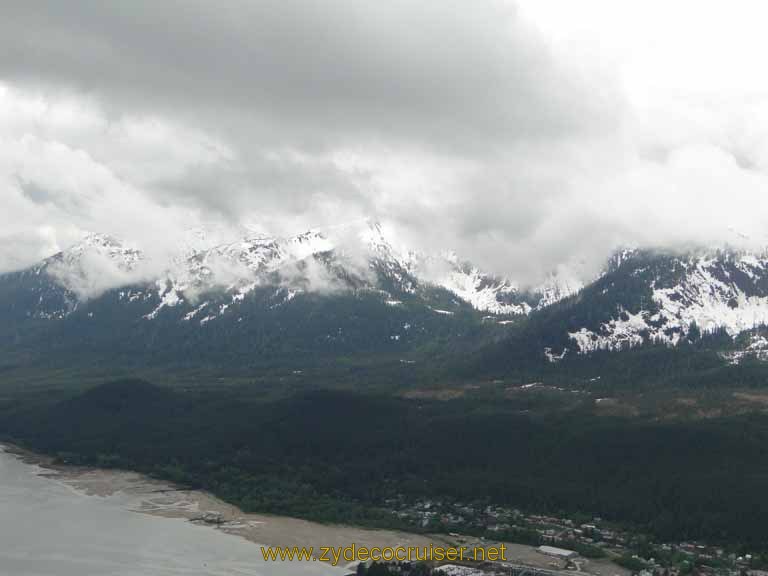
xmin=3 ymin=0 xmax=768 ymax=284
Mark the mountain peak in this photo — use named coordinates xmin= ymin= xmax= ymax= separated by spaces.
xmin=46 ymin=232 xmax=143 ymax=272
xmin=556 ymin=247 xmax=768 ymax=356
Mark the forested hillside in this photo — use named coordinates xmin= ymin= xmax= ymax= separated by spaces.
xmin=4 ymin=380 xmax=768 ymax=549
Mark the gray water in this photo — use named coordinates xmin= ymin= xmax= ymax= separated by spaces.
xmin=0 ymin=447 xmax=344 ymax=576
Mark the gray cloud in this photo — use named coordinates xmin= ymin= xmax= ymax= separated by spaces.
xmin=1 ymin=1 xmax=768 ymax=286
xmin=0 ymin=0 xmax=610 ymax=150
xmin=0 ymin=229 xmax=59 ymax=272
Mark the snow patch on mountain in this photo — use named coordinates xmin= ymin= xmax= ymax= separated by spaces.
xmin=569 ymin=309 xmax=651 ymax=352
xmin=435 ymin=262 xmax=530 ymax=315
xmin=567 ymin=251 xmax=768 ymax=354
xmin=24 ymin=222 xmax=586 ymax=321
xmin=723 ymin=332 xmax=768 ymax=365
xmin=421 ymin=251 xmax=582 ymax=316
xmin=536 ymin=270 xmax=584 ymax=309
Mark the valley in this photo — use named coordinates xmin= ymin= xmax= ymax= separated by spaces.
xmin=4 ymin=229 xmax=768 ymax=568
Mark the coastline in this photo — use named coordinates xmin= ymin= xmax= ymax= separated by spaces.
xmin=0 ymin=442 xmax=446 ymax=553
xmin=0 ymin=442 xmax=627 ymax=576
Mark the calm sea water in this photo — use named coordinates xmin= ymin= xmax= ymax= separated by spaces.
xmin=0 ymin=447 xmax=344 ymax=576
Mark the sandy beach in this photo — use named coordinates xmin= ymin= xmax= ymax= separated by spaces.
xmin=2 ymin=443 xmax=627 ymax=576
xmin=2 ymin=443 xmax=447 ymax=551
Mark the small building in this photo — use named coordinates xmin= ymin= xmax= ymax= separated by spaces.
xmin=537 ymin=545 xmax=578 ymax=560
xmin=436 ymin=565 xmax=484 ymax=576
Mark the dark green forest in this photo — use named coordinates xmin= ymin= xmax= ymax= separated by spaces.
xmin=4 ymin=379 xmax=768 ymax=550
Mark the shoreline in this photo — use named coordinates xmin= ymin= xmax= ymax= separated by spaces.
xmin=0 ymin=442 xmax=447 ymax=553
xmin=0 ymin=442 xmax=627 ymax=576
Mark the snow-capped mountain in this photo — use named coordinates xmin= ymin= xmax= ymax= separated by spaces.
xmin=1 ymin=223 xmax=533 ymax=371
xmin=14 ymin=222 xmax=768 ymax=375
xmin=8 ymin=225 xmax=768 ymax=378
xmin=46 ymin=232 xmax=143 ymax=272
xmin=547 ymin=248 xmax=768 ymax=357
xmin=10 ymin=232 xmax=145 ymax=320
xmin=17 ymin=222 xmax=579 ymax=324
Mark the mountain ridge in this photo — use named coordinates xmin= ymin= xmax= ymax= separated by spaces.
xmin=6 ymin=225 xmax=768 ymax=381
xmin=23 ymin=222 xmax=581 ymax=321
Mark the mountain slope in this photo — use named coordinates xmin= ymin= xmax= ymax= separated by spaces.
xmin=473 ymin=248 xmax=768 ymax=379
xmin=9 ymin=226 xmax=768 ymax=385
xmin=561 ymin=248 xmax=768 ymax=355
xmin=0 ymin=226 xmax=519 ymax=374
xmin=3 ymin=222 xmax=579 ymax=326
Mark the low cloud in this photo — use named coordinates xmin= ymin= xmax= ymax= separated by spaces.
xmin=1 ymin=1 xmax=768 ymax=288
xmin=47 ymin=249 xmax=149 ymax=300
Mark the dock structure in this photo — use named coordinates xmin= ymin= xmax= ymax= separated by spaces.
xmin=535 ymin=546 xmax=578 ymax=560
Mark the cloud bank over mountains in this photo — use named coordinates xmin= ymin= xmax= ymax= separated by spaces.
xmin=2 ymin=0 xmax=768 ymax=287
